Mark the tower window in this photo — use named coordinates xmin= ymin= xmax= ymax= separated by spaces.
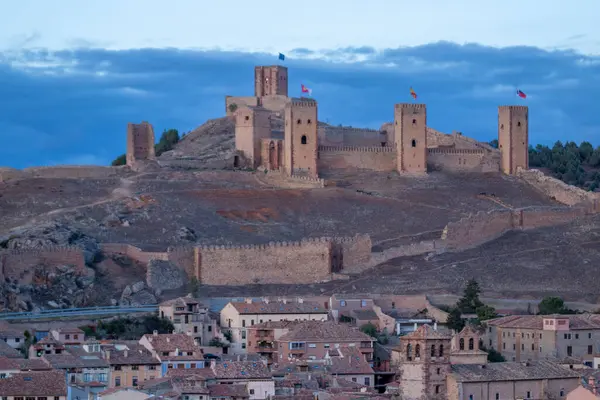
xmin=517 ymin=121 xmax=521 ymax=127
xmin=307 ymin=119 xmax=312 ymax=124
xmin=245 ymin=116 xmax=249 ymax=121
xmin=412 ymin=119 xmax=417 ymax=124
xmin=301 ymin=135 xmax=307 ymax=144
xmin=297 ymin=119 xmax=301 ymax=124
xmin=411 ymin=139 xmax=416 ymax=147
xmin=500 ymin=124 xmax=504 ymax=130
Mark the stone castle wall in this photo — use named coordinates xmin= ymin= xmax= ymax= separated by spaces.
xmin=0 ymin=246 xmax=86 ymax=283
xmin=318 ymin=146 xmax=396 ymax=172
xmin=101 ymin=243 xmax=169 ymax=263
xmin=318 ymin=126 xmax=385 ymax=147
xmin=517 ymin=168 xmax=600 ymax=206
xmin=0 ymin=166 xmax=122 ymax=181
xmin=225 ymin=96 xmax=260 ymax=116
xmin=331 ymin=234 xmax=372 ymax=269
xmin=427 ymin=148 xmax=500 ymax=173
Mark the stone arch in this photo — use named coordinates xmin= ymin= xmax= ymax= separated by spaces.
xmin=406 ymin=343 xmax=412 ymax=360
xmin=468 ymin=337 xmax=474 ymax=350
xmin=459 ymin=338 xmax=465 ymax=350
xmin=415 ymin=344 xmax=421 ymax=358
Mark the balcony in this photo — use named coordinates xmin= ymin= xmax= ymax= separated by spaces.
xmin=256 ymin=341 xmax=275 ymax=353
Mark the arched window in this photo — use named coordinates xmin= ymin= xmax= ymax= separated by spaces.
xmin=406 ymin=344 xmax=412 ymax=360
xmin=517 ymin=121 xmax=521 ymax=127
xmin=307 ymin=119 xmax=312 ymax=124
xmin=439 ymin=344 xmax=444 ymax=357
xmin=415 ymin=344 xmax=421 ymax=358
xmin=459 ymin=338 xmax=465 ymax=350
xmin=297 ymin=119 xmax=301 ymax=124
xmin=301 ymin=135 xmax=307 ymax=145
xmin=412 ymin=119 xmax=417 ymax=124
xmin=411 ymin=139 xmax=416 ymax=147
xmin=430 ymin=344 xmax=436 ymax=357
xmin=468 ymin=338 xmax=474 ymax=350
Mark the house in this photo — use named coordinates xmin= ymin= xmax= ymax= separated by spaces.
xmin=447 ymin=360 xmax=581 ymax=400
xmin=50 ymin=327 xmax=85 ymax=345
xmin=29 ymin=335 xmax=66 ymax=358
xmin=323 ymin=346 xmax=375 ymax=387
xmin=159 ymin=294 xmax=221 ymax=346
xmin=220 ymin=298 xmax=328 ymax=354
xmin=450 ymin=325 xmax=488 ymax=365
xmin=246 ymin=321 xmax=301 ymax=363
xmin=0 ymin=356 xmax=52 ymax=378
xmin=207 ymin=383 xmax=250 ymax=399
xmin=0 ymin=370 xmax=68 ymax=399
xmin=102 ymin=342 xmax=161 ymax=387
xmin=276 ymin=320 xmax=374 ymax=363
xmin=210 ymin=359 xmax=274 ymax=399
xmin=567 ymin=374 xmax=600 ymax=399
xmin=139 ymin=331 xmax=206 ymax=376
xmin=0 ymin=340 xmax=23 ymax=359
xmin=0 ymin=329 xmax=25 ymax=349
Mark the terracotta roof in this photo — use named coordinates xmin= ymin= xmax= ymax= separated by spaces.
xmin=211 ymin=360 xmax=271 ymax=379
xmin=43 ymin=352 xmax=109 ymax=368
xmin=248 ymin=320 xmax=302 ymax=330
xmin=0 ymin=340 xmax=23 ymax=358
xmin=166 ymin=368 xmax=216 ymax=380
xmin=350 ymin=309 xmax=378 ymax=320
xmin=229 ymin=301 xmax=328 ymax=315
xmin=208 ymin=383 xmax=250 ymax=397
xmin=451 ymin=360 xmax=582 ymax=382
xmin=278 ymin=321 xmax=373 ymax=342
xmin=0 ymin=356 xmax=51 ymax=371
xmin=327 ymin=347 xmax=374 ymax=375
xmin=0 ymin=329 xmax=24 ymax=338
xmin=0 ymin=370 xmax=67 ymax=396
xmin=53 ymin=327 xmax=85 ymax=334
xmin=106 ymin=347 xmax=160 ymax=365
xmin=142 ymin=333 xmax=198 ymax=352
xmin=402 ymin=324 xmax=450 ymax=340
xmin=487 ymin=314 xmax=600 ymax=330
xmin=33 ymin=335 xmax=65 ymax=349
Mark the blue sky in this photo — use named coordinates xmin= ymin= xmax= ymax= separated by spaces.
xmin=0 ymin=1 xmax=598 ymax=168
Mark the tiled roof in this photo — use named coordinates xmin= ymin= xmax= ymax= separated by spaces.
xmin=248 ymin=320 xmax=302 ymax=330
xmin=487 ymin=314 xmax=600 ymax=330
xmin=211 ymin=360 xmax=271 ymax=379
xmin=43 ymin=351 xmax=109 ymax=368
xmin=208 ymin=383 xmax=250 ymax=397
xmin=160 ymin=296 xmax=203 ymax=308
xmin=327 ymin=347 xmax=374 ymax=375
xmin=0 ymin=329 xmax=24 ymax=338
xmin=350 ymin=309 xmax=378 ymax=320
xmin=221 ymin=353 xmax=264 ymax=362
xmin=0 ymin=370 xmax=67 ymax=396
xmin=0 ymin=356 xmax=51 ymax=371
xmin=106 ymin=346 xmax=160 ymax=365
xmin=53 ymin=327 xmax=85 ymax=334
xmin=278 ymin=321 xmax=373 ymax=342
xmin=33 ymin=335 xmax=65 ymax=349
xmin=451 ymin=360 xmax=582 ymax=382
xmin=402 ymin=324 xmax=450 ymax=340
xmin=142 ymin=333 xmax=198 ymax=352
xmin=166 ymin=368 xmax=216 ymax=380
xmin=0 ymin=340 xmax=23 ymax=358
xmin=229 ymin=301 xmax=328 ymax=315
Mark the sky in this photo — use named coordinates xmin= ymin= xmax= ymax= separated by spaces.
xmin=0 ymin=1 xmax=598 ymax=168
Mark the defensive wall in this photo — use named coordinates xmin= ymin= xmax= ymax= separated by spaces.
xmin=318 ymin=126 xmax=385 ymax=147
xmin=0 ymin=246 xmax=86 ymax=284
xmin=318 ymin=145 xmax=396 ymax=172
xmin=517 ymin=168 xmax=600 ymax=207
xmin=427 ymin=148 xmax=500 ymax=173
xmin=0 ymin=166 xmax=122 ymax=182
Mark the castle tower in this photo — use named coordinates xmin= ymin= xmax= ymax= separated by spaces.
xmin=126 ymin=121 xmax=156 ymax=166
xmin=255 ymin=66 xmax=288 ymax=97
xmin=393 ymin=325 xmax=451 ymax=400
xmin=394 ymin=103 xmax=428 ymax=174
xmin=283 ymin=98 xmax=318 ymax=178
xmin=234 ymin=106 xmax=271 ymax=168
xmin=498 ymin=105 xmax=528 ymax=175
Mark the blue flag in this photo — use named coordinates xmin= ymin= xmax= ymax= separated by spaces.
xmin=278 ymin=53 xmax=285 ymax=61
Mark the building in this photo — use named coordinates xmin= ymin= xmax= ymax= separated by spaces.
xmin=219 ymin=299 xmax=328 ymax=354
xmin=0 ymin=340 xmax=23 ymax=359
xmin=98 ymin=387 xmax=151 ymax=400
xmin=209 ymin=359 xmax=275 ymax=400
xmin=450 ymin=325 xmax=488 ymax=365
xmin=392 ymin=324 xmax=451 ymax=400
xmin=29 ymin=335 xmax=66 ymax=358
xmin=139 ymin=331 xmax=205 ymax=376
xmin=275 ymin=320 xmax=374 ymax=363
xmin=485 ymin=314 xmax=600 ymax=363
xmin=498 ymin=105 xmax=529 ymax=175
xmin=567 ymin=374 xmax=600 ymax=399
xmin=126 ymin=121 xmax=156 ymax=166
xmin=447 ymin=360 xmax=581 ymax=400
xmin=158 ymin=295 xmax=221 ymax=346
xmin=0 ymin=329 xmax=25 ymax=349
xmin=246 ymin=321 xmax=300 ymax=364
xmin=323 ymin=346 xmax=376 ymax=387
xmin=0 ymin=370 xmax=68 ymax=399
xmin=102 ymin=342 xmax=161 ymax=388
xmin=0 ymin=356 xmax=52 ymax=378
xmin=50 ymin=327 xmax=85 ymax=345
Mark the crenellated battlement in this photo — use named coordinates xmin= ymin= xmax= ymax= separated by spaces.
xmin=289 ymin=174 xmax=325 ymax=186
xmin=0 ymin=245 xmax=83 ymax=256
xmin=198 ymin=236 xmax=333 ymax=251
xmin=331 ymin=234 xmax=371 ymax=244
xmin=395 ymin=103 xmax=426 ymax=109
xmin=288 ymin=98 xmax=317 ymax=108
xmin=499 ymin=105 xmax=528 ymax=111
xmin=318 ymin=126 xmax=380 ymax=135
xmin=319 ymin=145 xmax=395 ymax=153
xmin=427 ymin=148 xmax=485 ymax=155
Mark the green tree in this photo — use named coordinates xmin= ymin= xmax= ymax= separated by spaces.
xmin=228 ymin=103 xmax=238 ymax=113
xmin=446 ymin=307 xmax=465 ymax=332
xmin=456 ymin=279 xmax=484 ymax=314
xmin=476 ymin=305 xmax=498 ymax=321
xmin=223 ymin=330 xmax=233 ymax=343
xmin=155 ymin=129 xmax=180 ymax=156
xmin=209 ymin=338 xmax=228 ymax=348
xmin=538 ymin=296 xmax=566 ymax=315
xmin=111 ymin=154 xmax=126 ymax=166
xmin=486 ymin=348 xmax=506 ymax=362
xmin=359 ymin=323 xmax=378 ymax=338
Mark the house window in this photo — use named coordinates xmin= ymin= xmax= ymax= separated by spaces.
xmin=297 ymin=119 xmax=301 ymax=124
xmin=133 ymin=377 xmax=138 ymax=386
xmin=567 ymin=346 xmax=572 ymax=356
xmin=208 ymin=326 xmax=212 ymax=332
xmin=391 ymin=302 xmax=395 ymax=309
xmin=242 ymin=343 xmax=246 ymax=349
xmin=307 ymin=119 xmax=312 ymax=124
xmin=242 ymin=320 xmax=246 ymax=327
xmin=65 ymin=334 xmax=70 ymax=339
xmin=469 ymin=395 xmax=473 ymax=400
xmin=588 ymin=345 xmax=593 ymax=354
xmin=361 ymin=300 xmax=367 ymax=307
xmin=503 ymin=343 xmax=505 ymax=349
xmin=589 ymin=333 xmax=592 ymax=339
xmin=517 ymin=122 xmax=521 ymax=127
xmin=301 ymin=135 xmax=307 ymax=144
xmin=115 ymin=377 xmax=121 ymax=386
xmin=439 ymin=344 xmax=444 ymax=357
xmin=495 ymin=394 xmax=499 ymax=400
xmin=526 ymin=391 xmax=531 ymax=398
xmin=513 ymin=344 xmax=515 ymax=350
xmin=132 ymin=365 xmax=139 ymax=370
xmin=194 ymin=326 xmax=198 ymax=333
xmin=364 ymin=377 xmax=370 ymax=386
xmin=531 ymin=343 xmax=534 ymax=350
xmin=431 ymin=345 xmax=435 ymax=357
xmin=521 ymin=344 xmax=524 ymax=350
xmin=249 ymin=389 xmax=255 ymax=395
xmin=242 ymin=331 xmax=246 ymax=339
xmin=560 ymin=389 xmax=565 ymax=396
xmin=340 ymin=301 xmax=346 ymax=307
xmin=576 ymin=334 xmax=579 ymax=339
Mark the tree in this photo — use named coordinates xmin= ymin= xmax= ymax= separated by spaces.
xmin=188 ymin=277 xmax=199 ymax=295
xmin=228 ymin=103 xmax=238 ymax=113
xmin=486 ymin=348 xmax=506 ymax=362
xmin=111 ymin=154 xmax=126 ymax=166
xmin=446 ymin=307 xmax=465 ymax=332
xmin=538 ymin=296 xmax=566 ymax=315
xmin=456 ymin=279 xmax=484 ymax=314
xmin=359 ymin=323 xmax=378 ymax=338
xmin=155 ymin=129 xmax=180 ymax=156
xmin=476 ymin=305 xmax=498 ymax=322
xmin=209 ymin=338 xmax=228 ymax=348
xmin=223 ymin=330 xmax=233 ymax=343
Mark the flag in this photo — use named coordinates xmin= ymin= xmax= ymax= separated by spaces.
xmin=278 ymin=53 xmax=285 ymax=61
xmin=410 ymin=87 xmax=417 ymax=100
xmin=301 ymin=84 xmax=312 ymax=96
xmin=517 ymin=89 xmax=527 ymax=99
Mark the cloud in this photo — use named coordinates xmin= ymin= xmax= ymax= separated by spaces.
xmin=0 ymin=41 xmax=599 ymax=168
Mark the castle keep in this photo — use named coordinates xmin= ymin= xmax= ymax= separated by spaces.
xmin=225 ymin=65 xmax=529 ymax=178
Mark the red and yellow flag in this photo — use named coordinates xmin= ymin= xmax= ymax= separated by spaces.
xmin=410 ymin=87 xmax=417 ymax=100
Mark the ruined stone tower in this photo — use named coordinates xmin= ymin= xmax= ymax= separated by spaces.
xmin=255 ymin=66 xmax=288 ymax=97
xmin=284 ymin=98 xmax=318 ymax=178
xmin=234 ymin=106 xmax=271 ymax=168
xmin=394 ymin=103 xmax=428 ymax=174
xmin=126 ymin=121 xmax=156 ymax=166
xmin=498 ymin=105 xmax=529 ymax=175
xmin=394 ymin=325 xmax=451 ymax=400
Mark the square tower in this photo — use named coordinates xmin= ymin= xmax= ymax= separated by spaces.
xmin=498 ymin=105 xmax=528 ymax=175
xmin=126 ymin=121 xmax=156 ymax=166
xmin=234 ymin=106 xmax=271 ymax=168
xmin=255 ymin=66 xmax=288 ymax=97
xmin=283 ymin=98 xmax=318 ymax=178
xmin=394 ymin=103 xmax=428 ymax=174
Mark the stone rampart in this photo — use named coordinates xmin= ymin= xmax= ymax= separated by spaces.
xmin=259 ymin=95 xmax=291 ymax=112
xmin=23 ymin=166 xmax=119 ymax=179
xmin=517 ymin=168 xmax=600 ymax=206
xmin=0 ymin=168 xmax=30 ymax=182
xmin=0 ymin=246 xmax=86 ymax=283
xmin=318 ymin=146 xmax=396 ymax=172
xmin=196 ymin=238 xmax=333 ymax=285
xmin=318 ymin=126 xmax=384 ymax=147
xmin=332 ymin=234 xmax=372 ymax=269
xmin=101 ymin=243 xmax=168 ymax=264
xmin=167 ymin=246 xmax=196 ymax=277
xmin=427 ymin=148 xmax=500 ymax=173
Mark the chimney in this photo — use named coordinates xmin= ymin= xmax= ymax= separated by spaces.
xmin=166 ymin=337 xmax=171 ymax=343
xmin=297 ymin=298 xmax=304 ymax=304
xmin=153 ymin=330 xmax=158 ymax=336
xmin=105 ymin=350 xmax=110 ymax=360
xmin=245 ymin=298 xmax=252 ymax=304
xmin=124 ymin=350 xmax=128 ymax=358
xmin=433 ymin=322 xmax=438 ymax=331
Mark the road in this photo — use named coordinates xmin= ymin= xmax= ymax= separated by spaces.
xmin=0 ymin=305 xmax=159 ymax=321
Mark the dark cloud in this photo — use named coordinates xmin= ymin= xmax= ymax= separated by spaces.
xmin=0 ymin=42 xmax=598 ymax=168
